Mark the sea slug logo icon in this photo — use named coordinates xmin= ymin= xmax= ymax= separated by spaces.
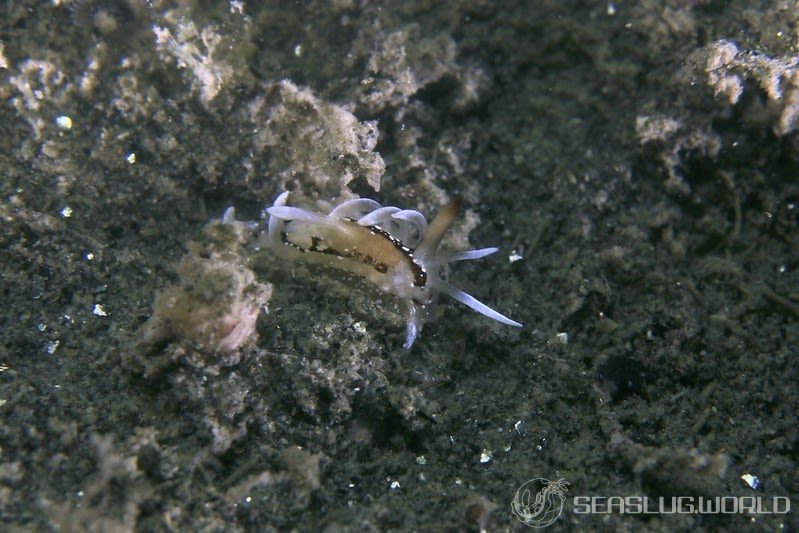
xmin=511 ymin=478 xmax=570 ymax=528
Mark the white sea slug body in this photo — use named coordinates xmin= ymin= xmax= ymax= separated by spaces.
xmin=262 ymin=191 xmax=522 ymax=348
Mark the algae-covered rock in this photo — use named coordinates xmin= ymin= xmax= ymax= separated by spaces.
xmin=140 ymin=215 xmax=271 ymax=355
xmin=249 ymin=79 xmax=385 ymax=199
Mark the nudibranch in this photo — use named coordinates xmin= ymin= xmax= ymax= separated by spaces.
xmin=259 ymin=191 xmax=522 ymax=348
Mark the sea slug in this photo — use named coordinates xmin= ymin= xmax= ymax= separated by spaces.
xmin=259 ymin=192 xmax=522 ymax=348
